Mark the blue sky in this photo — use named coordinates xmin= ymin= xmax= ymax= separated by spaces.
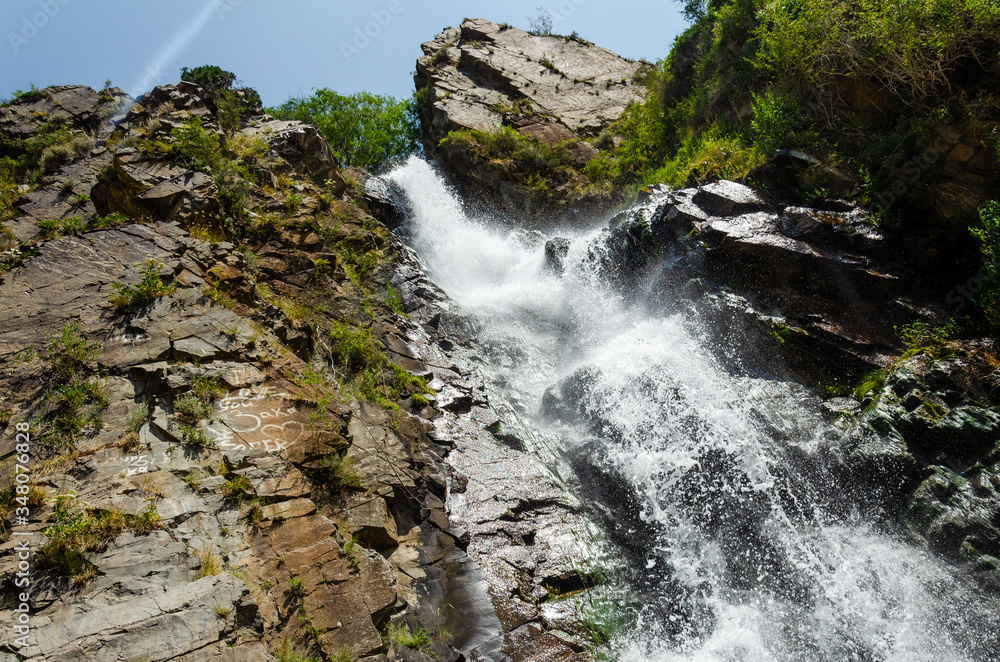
xmin=1 ymin=1 xmax=688 ymax=106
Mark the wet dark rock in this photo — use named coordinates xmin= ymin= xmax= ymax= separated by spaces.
xmin=543 ymin=237 xmax=570 ymax=274
xmin=844 ymin=344 xmax=1000 ymax=565
xmin=363 ymin=175 xmax=411 ymax=231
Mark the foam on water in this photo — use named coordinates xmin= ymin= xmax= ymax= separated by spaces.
xmin=386 ymin=156 xmax=1000 ymax=661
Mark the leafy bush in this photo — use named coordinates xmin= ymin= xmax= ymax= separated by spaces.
xmin=180 ymin=65 xmax=236 ymax=93
xmin=46 ymin=379 xmax=109 ymax=441
xmin=173 ymin=394 xmax=213 ymax=422
xmin=328 ymin=323 xmax=384 ymax=372
xmin=109 ymin=259 xmax=175 ymax=308
xmin=269 ymin=90 xmax=419 ymax=170
xmin=600 ymin=0 xmax=1000 ymax=203
xmin=895 ymin=319 xmax=956 ymax=361
xmin=970 ymin=200 xmax=1000 ymax=330
xmin=144 ymin=117 xmax=254 ymax=223
xmin=312 ymin=453 xmax=364 ymax=493
xmin=527 ymin=7 xmax=555 ymax=35
xmin=191 ymin=374 xmax=228 ymax=401
xmin=754 ymin=0 xmax=1000 ymax=101
xmin=5 ymin=124 xmax=94 ymax=183
xmin=2 ymin=84 xmax=46 ymax=106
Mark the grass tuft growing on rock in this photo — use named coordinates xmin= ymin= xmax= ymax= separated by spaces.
xmin=39 ymin=496 xmax=163 ymax=582
xmin=109 ymin=259 xmax=175 ymax=309
xmin=385 ymin=622 xmax=431 ymax=651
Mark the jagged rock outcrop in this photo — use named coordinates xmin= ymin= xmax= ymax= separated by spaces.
xmin=0 ymin=81 xmax=506 ymax=662
xmin=0 ymin=76 xmax=609 ymax=662
xmin=415 ymin=18 xmax=648 ymax=224
xmin=0 ymin=85 xmax=130 ymax=139
xmin=587 ymin=180 xmax=938 ymax=383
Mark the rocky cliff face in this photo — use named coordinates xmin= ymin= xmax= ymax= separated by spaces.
xmin=561 ymin=181 xmax=1000 ymax=574
xmin=0 ymin=82 xmax=600 ymax=662
xmin=415 ymin=18 xmax=648 ymax=224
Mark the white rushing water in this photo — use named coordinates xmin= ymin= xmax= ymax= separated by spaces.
xmin=386 ymin=157 xmax=1000 ymax=662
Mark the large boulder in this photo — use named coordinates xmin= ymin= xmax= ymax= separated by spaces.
xmin=416 ymin=19 xmax=646 ymax=144
xmin=414 ymin=19 xmax=649 ymax=224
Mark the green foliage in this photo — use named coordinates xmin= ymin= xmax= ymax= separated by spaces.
xmin=2 ymin=84 xmax=46 ymax=106
xmin=0 ymin=158 xmax=19 ymax=226
xmin=46 ymin=378 xmax=109 ymax=441
xmin=109 ymin=259 xmax=176 ymax=308
xmin=174 ymin=394 xmax=213 ymax=422
xmin=40 ymin=324 xmax=107 ymax=444
xmin=269 ymin=89 xmax=420 ymax=170
xmin=385 ymin=622 xmax=431 ymax=651
xmin=750 ymin=90 xmax=800 ymax=157
xmin=4 ymin=124 xmax=95 ymax=184
xmin=853 ymin=369 xmax=888 ymax=402
xmin=895 ymin=319 xmax=956 ymax=361
xmin=39 ymin=499 xmax=162 ymax=580
xmin=312 ymin=453 xmax=364 ymax=494
xmin=527 ymin=7 xmax=555 ymax=35
xmin=288 ymin=576 xmax=307 ymax=596
xmin=222 ymin=475 xmax=254 ymax=501
xmin=578 ymin=594 xmax=628 ymax=647
xmin=36 ymin=216 xmax=85 ymax=239
xmin=274 ymin=639 xmax=320 ymax=662
xmin=328 ymin=323 xmax=384 ymax=372
xmin=196 ymin=548 xmax=222 ymax=578
xmin=191 ymin=374 xmax=228 ymax=400
xmin=144 ymin=118 xmax=254 ymax=224
xmin=89 ymin=212 xmax=130 ymax=229
xmin=148 ymin=118 xmax=220 ymax=173
xmin=386 ymin=285 xmax=405 ymax=315
xmin=180 ymin=65 xmax=236 ymax=92
xmin=970 ymin=200 xmax=1000 ymax=330
xmin=599 ymin=0 xmax=1000 ymax=200
xmin=754 ymin=0 xmax=1000 ymax=100
xmin=126 ymin=404 xmax=149 ymax=433
xmin=47 ymin=323 xmax=101 ymax=381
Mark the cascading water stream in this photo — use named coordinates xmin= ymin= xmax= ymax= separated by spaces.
xmin=385 ymin=156 xmax=1000 ymax=662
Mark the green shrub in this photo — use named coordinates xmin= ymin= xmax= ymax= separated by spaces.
xmin=594 ymin=0 xmax=1000 ymax=202
xmin=269 ymin=89 xmax=419 ymax=170
xmin=46 ymin=379 xmax=109 ymax=441
xmin=970 ymin=200 xmax=1000 ymax=330
xmin=36 ymin=218 xmax=59 ymax=239
xmin=312 ymin=453 xmax=364 ymax=493
xmin=47 ymin=323 xmax=101 ymax=381
xmin=191 ymin=374 xmax=228 ymax=401
xmin=2 ymin=84 xmax=46 ymax=106
xmin=109 ymin=259 xmax=175 ymax=308
xmin=288 ymin=576 xmax=307 ymax=596
xmin=126 ymin=404 xmax=149 ymax=433
xmin=328 ymin=323 xmax=385 ymax=372
xmin=180 ymin=65 xmax=236 ymax=92
xmin=895 ymin=319 xmax=956 ymax=361
xmin=274 ymin=639 xmax=320 ymax=662
xmin=89 ymin=212 xmax=130 ymax=229
xmin=385 ymin=622 xmax=431 ymax=650
xmin=173 ymin=394 xmax=213 ymax=422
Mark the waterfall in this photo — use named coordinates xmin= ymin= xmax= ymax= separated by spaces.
xmin=385 ymin=156 xmax=1000 ymax=662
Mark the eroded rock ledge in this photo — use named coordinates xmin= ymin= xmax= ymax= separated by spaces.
xmin=415 ymin=18 xmax=649 ymax=225
xmin=0 ymin=81 xmax=599 ymax=662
